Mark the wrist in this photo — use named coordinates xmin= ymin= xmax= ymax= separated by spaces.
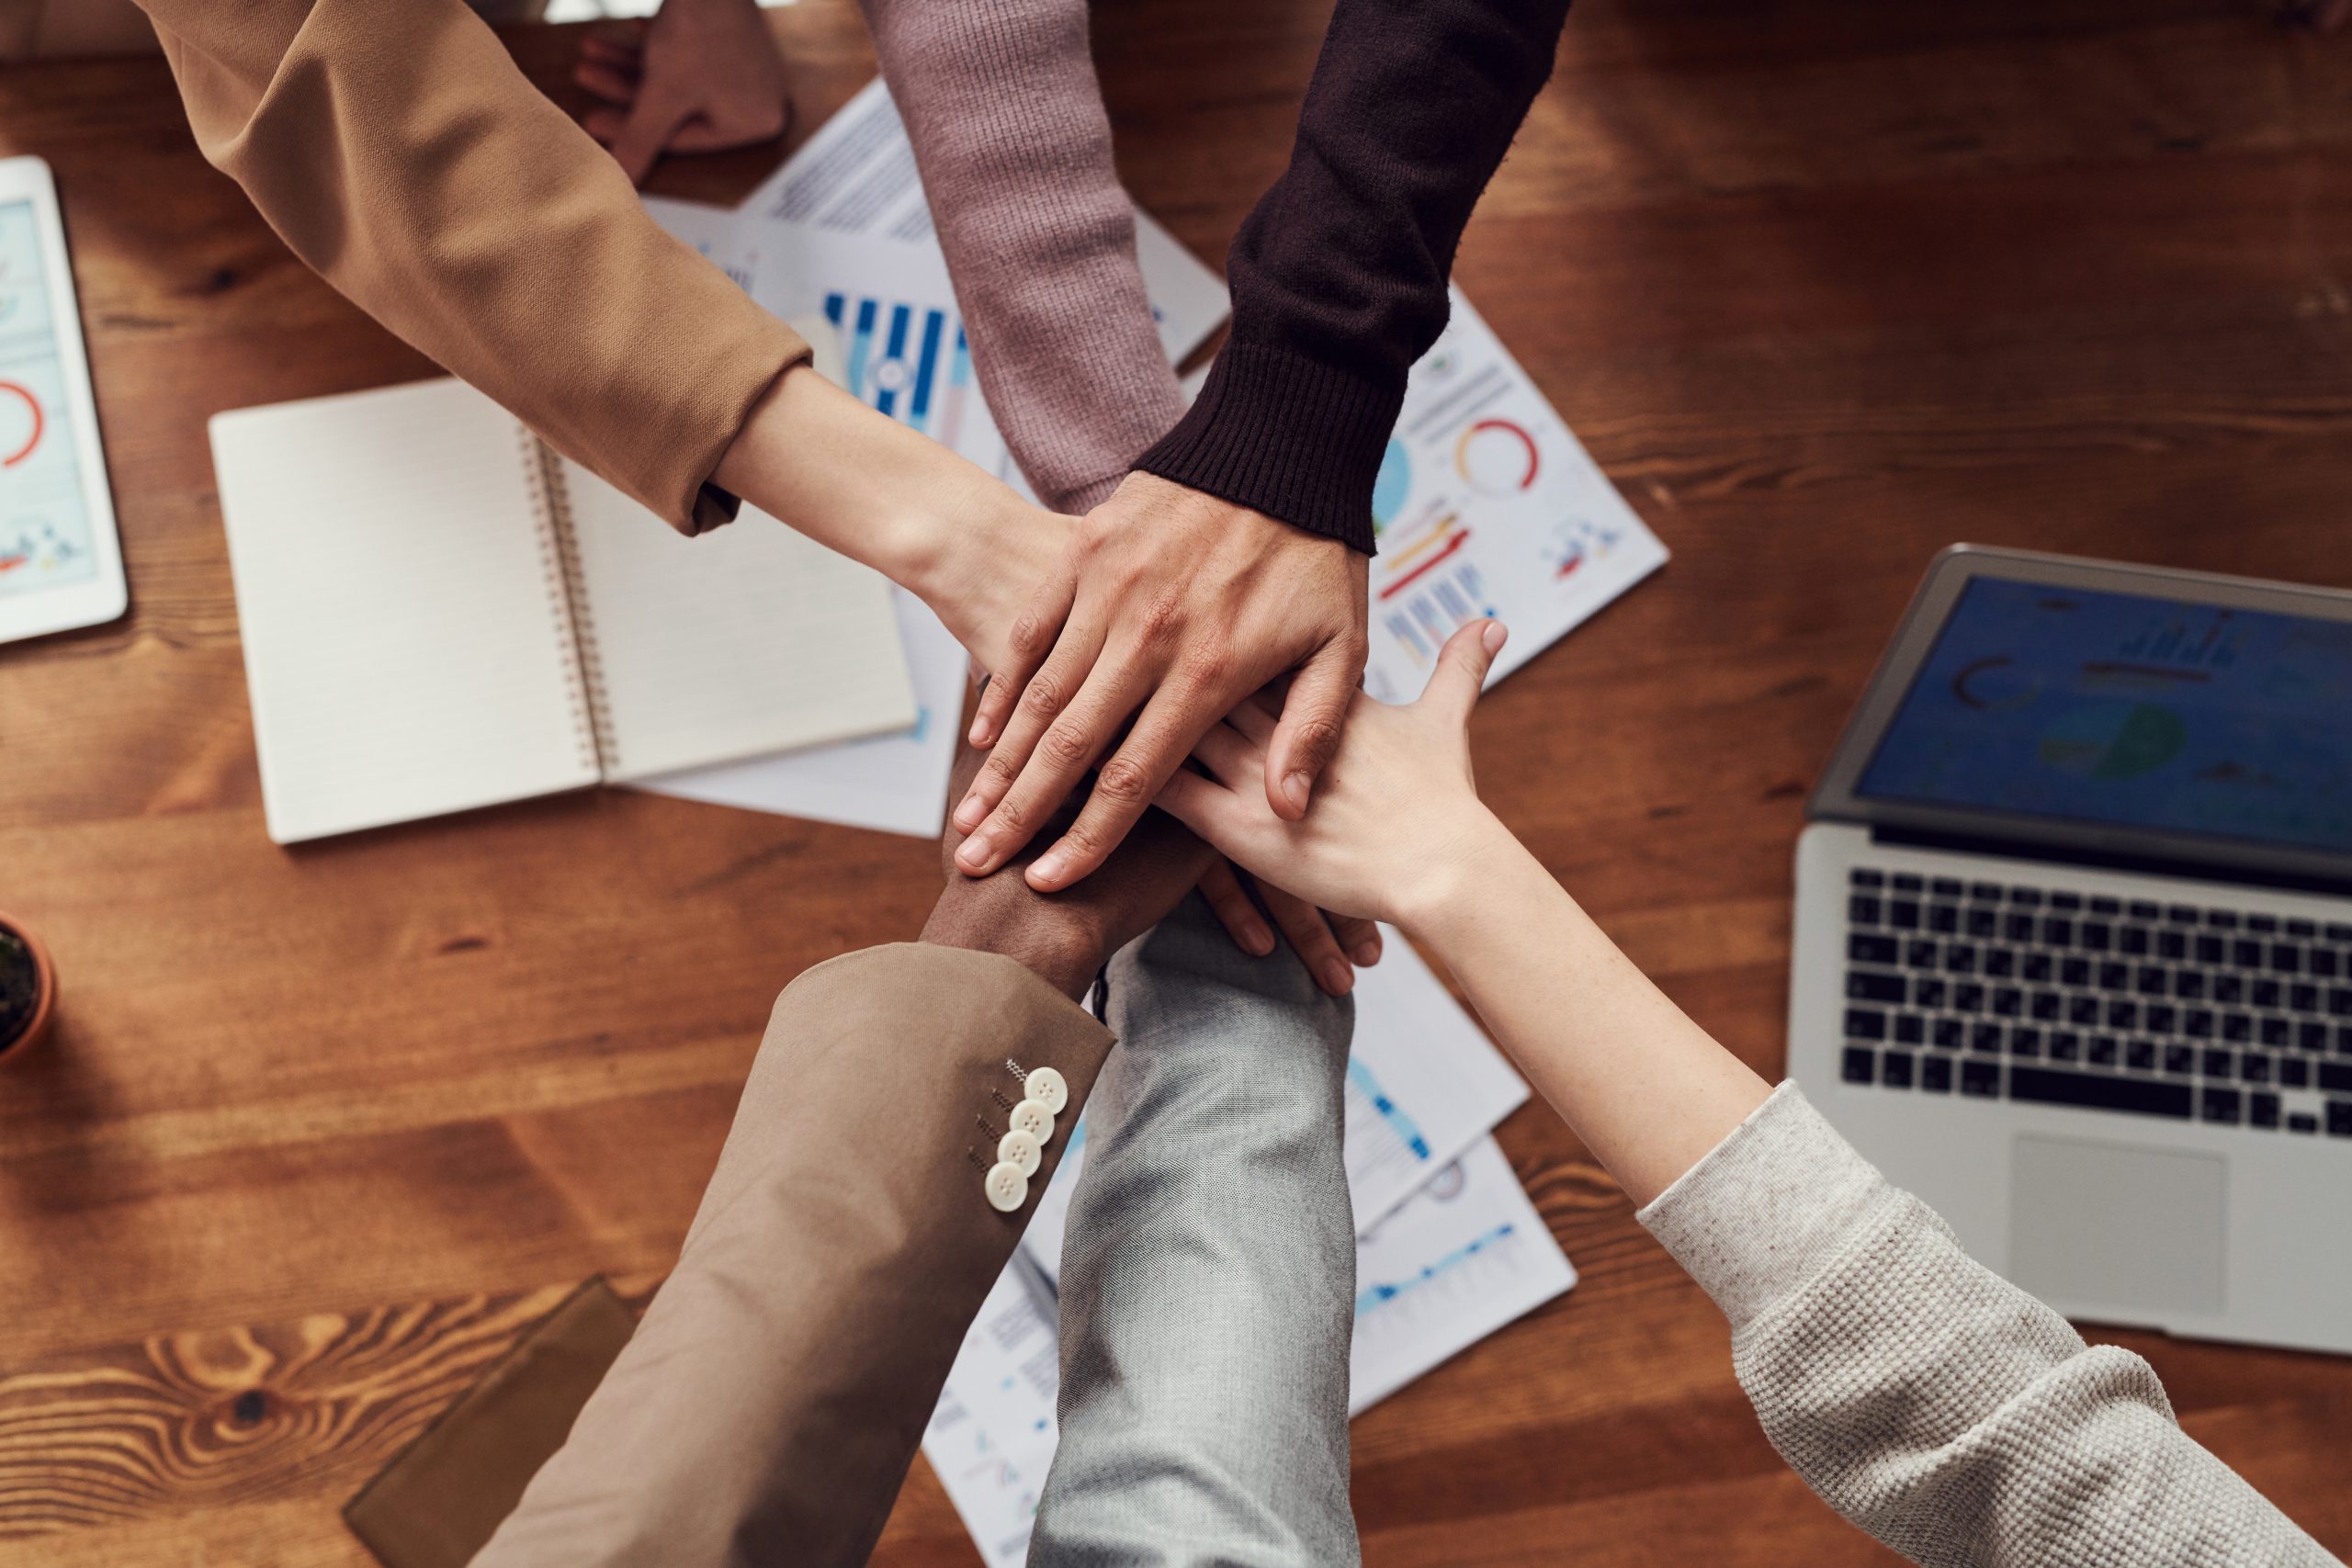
xmin=1395 ymin=809 xmax=1540 ymax=942
xmin=918 ymin=902 xmax=1100 ymax=1001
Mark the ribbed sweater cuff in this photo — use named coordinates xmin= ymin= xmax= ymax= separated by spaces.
xmin=1133 ymin=340 xmax=1396 ymax=555
xmin=1637 ymin=1082 xmax=1897 ymax=1333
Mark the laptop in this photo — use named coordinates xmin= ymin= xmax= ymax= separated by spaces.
xmin=1789 ymin=545 xmax=2352 ymax=1355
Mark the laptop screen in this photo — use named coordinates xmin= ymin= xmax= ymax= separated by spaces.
xmin=1855 ymin=576 xmax=2352 ymax=856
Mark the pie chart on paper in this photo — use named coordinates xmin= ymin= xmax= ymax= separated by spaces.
xmin=0 ymin=380 xmax=41 ymax=468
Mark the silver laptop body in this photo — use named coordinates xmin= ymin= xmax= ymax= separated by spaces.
xmin=1788 ymin=546 xmax=2352 ymax=1355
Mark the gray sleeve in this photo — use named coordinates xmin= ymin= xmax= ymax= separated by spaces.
xmin=1028 ymin=892 xmax=1360 ymax=1568
xmin=1638 ymin=1084 xmax=2337 ymax=1567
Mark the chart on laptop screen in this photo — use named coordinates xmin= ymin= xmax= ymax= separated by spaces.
xmin=0 ymin=200 xmax=96 ymax=595
xmin=1858 ymin=578 xmax=2352 ymax=853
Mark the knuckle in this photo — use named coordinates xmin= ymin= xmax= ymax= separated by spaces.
xmin=1009 ymin=612 xmax=1053 ymax=660
xmin=1040 ymin=723 xmax=1092 ymax=767
xmin=1294 ymin=716 xmax=1346 ymax=763
xmin=1177 ymin=647 xmax=1231 ymax=697
xmin=1057 ymin=819 xmax=1105 ymax=862
xmin=1020 ymin=671 xmax=1067 ymax=721
xmin=1092 ymin=755 xmax=1153 ymax=805
xmin=990 ymin=796 xmax=1032 ymax=836
xmin=1133 ymin=589 xmax=1187 ymax=648
xmin=978 ymin=751 xmax=1021 ymax=790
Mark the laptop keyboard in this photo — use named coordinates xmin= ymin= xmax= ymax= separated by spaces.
xmin=1838 ymin=868 xmax=2352 ymax=1137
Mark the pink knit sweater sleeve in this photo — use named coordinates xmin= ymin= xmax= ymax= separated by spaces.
xmin=859 ymin=0 xmax=1185 ymax=514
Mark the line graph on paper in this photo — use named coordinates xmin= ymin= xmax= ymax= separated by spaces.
xmin=1344 ymin=1056 xmax=1435 ymax=1198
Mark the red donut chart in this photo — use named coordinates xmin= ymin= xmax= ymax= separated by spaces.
xmin=0 ymin=380 xmax=42 ymax=468
xmin=1453 ymin=417 xmax=1539 ymax=494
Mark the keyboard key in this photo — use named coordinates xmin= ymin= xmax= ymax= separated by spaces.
xmin=2144 ymin=1003 xmax=2177 ymax=1034
xmin=1845 ymin=1008 xmax=1887 ymax=1041
xmin=2061 ymin=957 xmax=2092 ymax=987
xmin=2239 ymin=1051 xmax=2271 ymax=1084
xmin=2330 ymin=987 xmax=2352 ymax=1017
xmin=2280 ymin=1055 xmax=2311 ymax=1089
xmin=2201 ymin=1087 xmax=2243 ymax=1125
xmin=2126 ymin=1039 xmax=2155 ymax=1071
xmin=1883 ymin=1050 xmax=1916 ymax=1089
xmin=1892 ymin=873 xmax=1925 ymax=894
xmin=1984 ymin=949 xmax=2017 ymax=980
xmin=2290 ymin=983 xmax=2319 ymax=1012
xmin=2030 ymin=990 xmax=2061 ymax=1021
xmin=1928 ymin=904 xmax=1959 ymax=934
xmin=1993 ymin=987 xmax=2023 ymax=1018
xmin=2184 ymin=1009 xmax=2214 ymax=1038
xmin=2128 ymin=900 xmax=2161 ymax=921
xmin=1953 ymin=983 xmax=1985 ymax=1013
xmin=2010 ymin=1066 xmax=2190 ymax=1119
xmin=2157 ymin=931 xmax=2188 ymax=961
xmin=2106 ymin=1000 xmax=2139 ymax=1031
xmin=2250 ymin=1092 xmax=2281 ymax=1130
xmin=2327 ymin=923 xmax=2352 ymax=942
xmin=2009 ymin=887 xmax=2042 ymax=908
xmin=1915 ymin=978 xmax=1948 ymax=1009
xmin=2331 ymin=1101 xmax=2352 ymax=1138
xmin=2202 ymin=1048 xmax=2234 ymax=1079
xmin=2052 ymin=1032 xmax=2084 ymax=1063
xmin=2098 ymin=962 xmax=2131 ymax=991
xmin=1944 ymin=943 xmax=1978 ymax=975
xmin=2081 ymin=923 xmax=2113 ymax=953
xmin=2051 ymin=891 xmax=2084 ymax=911
xmin=1971 ymin=882 xmax=2005 ymax=902
xmin=2195 ymin=934 xmax=2225 ymax=964
xmin=2272 ymin=944 xmax=2302 ymax=975
xmin=2222 ymin=1012 xmax=2253 ymax=1043
xmin=2213 ymin=975 xmax=2244 ymax=1005
xmin=2010 ymin=1027 xmax=2043 ymax=1058
xmin=2173 ymin=969 xmax=2206 ymax=1000
xmin=1850 ymin=895 xmax=1883 ymax=926
xmin=2251 ymin=979 xmax=2281 ymax=1010
xmin=2208 ymin=909 xmax=2238 ymax=929
xmin=1848 ymin=970 xmax=1906 ymax=1003
xmin=2233 ymin=939 xmax=2264 ymax=968
xmin=1905 ymin=938 xmax=1940 ymax=968
xmin=2286 ymin=918 xmax=2316 ymax=938
xmin=2119 ymin=926 xmax=2151 ymax=956
xmin=2290 ymin=1111 xmax=2320 ymax=1134
xmin=1972 ymin=1022 xmax=2005 ymax=1054
xmin=2312 ymin=949 xmax=2340 ymax=979
xmin=1922 ymin=1055 xmax=1953 ymax=1092
xmin=2068 ymin=995 xmax=2100 ymax=1025
xmin=2163 ymin=1043 xmax=2195 ymax=1076
xmin=2167 ymin=905 xmax=2200 ymax=925
xmin=1930 ymin=877 xmax=1963 ymax=898
xmin=2247 ymin=914 xmax=2278 ymax=934
xmin=1850 ymin=869 xmax=1884 ymax=888
xmin=2088 ymin=1034 xmax=2120 ymax=1067
xmin=2137 ymin=965 xmax=2168 ymax=997
xmin=1966 ymin=908 xmax=1997 ymax=938
xmin=2260 ymin=1017 xmax=2290 ymax=1048
xmin=2319 ymin=1062 xmax=2352 ymax=1094
xmin=2005 ymin=913 xmax=2036 ymax=942
xmin=1849 ymin=932 xmax=1899 ymax=964
xmin=2089 ymin=896 xmax=2122 ymax=917
xmin=1842 ymin=1046 xmax=1875 ymax=1084
xmin=1962 ymin=1060 xmax=2001 ymax=1097
xmin=2022 ymin=953 xmax=2053 ymax=984
xmin=1890 ymin=900 xmax=1921 ymax=931
xmin=1894 ymin=1013 xmax=1926 ymax=1045
xmin=2339 ymin=1025 xmax=2352 ymax=1053
xmin=2299 ymin=1021 xmax=2329 ymax=1052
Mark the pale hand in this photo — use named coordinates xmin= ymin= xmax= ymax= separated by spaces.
xmin=951 ymin=473 xmax=1370 ymax=894
xmin=573 ymin=0 xmax=792 ymax=186
xmin=1156 ymin=619 xmax=1511 ymax=931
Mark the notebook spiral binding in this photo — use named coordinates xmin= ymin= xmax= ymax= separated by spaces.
xmin=519 ymin=427 xmax=617 ymax=777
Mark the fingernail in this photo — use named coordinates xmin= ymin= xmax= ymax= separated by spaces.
xmin=967 ymin=715 xmax=993 ymax=746
xmin=1245 ymin=924 xmax=1275 ymax=957
xmin=1283 ymin=772 xmax=1311 ymax=811
xmin=953 ymin=795 xmax=985 ymax=832
xmin=956 ymin=835 xmax=992 ymax=873
xmin=1352 ymin=939 xmax=1382 ymax=965
xmin=1030 ymin=849 xmax=1069 ymax=886
xmin=1481 ymin=619 xmax=1508 ymax=655
xmin=1320 ymin=957 xmax=1354 ymax=996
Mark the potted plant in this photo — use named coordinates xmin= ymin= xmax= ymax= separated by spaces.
xmin=0 ymin=911 xmax=55 ymax=1061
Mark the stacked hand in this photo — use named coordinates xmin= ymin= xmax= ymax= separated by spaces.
xmin=574 ymin=0 xmax=793 ymax=185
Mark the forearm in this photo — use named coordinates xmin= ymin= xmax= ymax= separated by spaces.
xmin=862 ymin=0 xmax=1183 ymax=513
xmin=713 ymin=367 xmax=1067 ymax=672
xmin=1408 ymin=823 xmax=1768 ymax=1207
xmin=1135 ymin=0 xmax=1574 ymax=549
xmin=138 ymin=0 xmax=802 ymax=536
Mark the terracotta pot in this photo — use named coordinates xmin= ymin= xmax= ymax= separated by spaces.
xmin=0 ymin=912 xmax=56 ymax=1063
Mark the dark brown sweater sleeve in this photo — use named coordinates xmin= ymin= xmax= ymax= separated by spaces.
xmin=1135 ymin=0 xmax=1574 ymax=554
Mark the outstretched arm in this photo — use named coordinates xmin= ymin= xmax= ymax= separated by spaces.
xmin=1157 ymin=621 xmax=2334 ymax=1566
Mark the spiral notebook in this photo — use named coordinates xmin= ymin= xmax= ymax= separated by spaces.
xmin=211 ymin=378 xmax=916 ymax=844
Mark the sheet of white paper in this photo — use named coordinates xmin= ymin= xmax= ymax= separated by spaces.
xmin=929 ymin=1135 xmax=1572 ymax=1564
xmin=1342 ymin=931 xmax=1531 ymax=1233
xmin=921 ymin=1259 xmax=1065 ymax=1568
xmin=736 ymin=76 xmax=1231 ymax=365
xmin=1360 ymin=289 xmax=1669 ymax=704
xmin=1348 ymin=1134 xmax=1577 ymax=1413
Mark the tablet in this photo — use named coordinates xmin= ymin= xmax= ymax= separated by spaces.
xmin=0 ymin=155 xmax=125 ymax=643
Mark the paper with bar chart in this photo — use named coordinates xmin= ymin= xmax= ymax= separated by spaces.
xmin=1360 ymin=290 xmax=1668 ymax=705
xmin=0 ymin=199 xmax=96 ymax=595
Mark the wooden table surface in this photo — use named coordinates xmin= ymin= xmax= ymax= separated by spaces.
xmin=4 ymin=2 xmax=2350 ymax=1562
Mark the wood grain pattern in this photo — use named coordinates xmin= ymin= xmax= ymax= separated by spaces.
xmin=1 ymin=2 xmax=2349 ymax=1563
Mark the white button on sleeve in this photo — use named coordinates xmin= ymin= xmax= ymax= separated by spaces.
xmin=985 ymin=1161 xmax=1030 ymax=1213
xmin=1023 ymin=1065 xmax=1069 ymax=1116
xmin=997 ymin=1128 xmax=1042 ymax=1178
xmin=1010 ymin=1099 xmax=1055 ymax=1144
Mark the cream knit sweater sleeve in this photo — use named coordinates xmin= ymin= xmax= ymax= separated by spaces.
xmin=1640 ymin=1084 xmax=2338 ymax=1566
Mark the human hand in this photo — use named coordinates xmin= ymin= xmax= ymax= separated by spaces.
xmin=949 ymin=473 xmax=1370 ymax=894
xmin=1155 ymin=619 xmax=1511 ymax=932
xmin=573 ymin=0 xmax=792 ymax=186
xmin=1195 ymin=861 xmax=1383 ymax=996
xmin=922 ymin=734 xmax=1215 ymax=999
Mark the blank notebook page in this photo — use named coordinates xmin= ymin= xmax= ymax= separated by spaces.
xmin=212 ymin=380 xmax=596 ymax=843
xmin=553 ymin=457 xmax=916 ymax=781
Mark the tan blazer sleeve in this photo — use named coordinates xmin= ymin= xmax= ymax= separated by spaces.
xmin=134 ymin=0 xmax=808 ymax=535
xmin=472 ymin=943 xmax=1115 ymax=1568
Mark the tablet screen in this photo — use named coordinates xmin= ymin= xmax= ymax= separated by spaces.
xmin=0 ymin=198 xmax=99 ymax=597
xmin=1857 ymin=576 xmax=2352 ymax=855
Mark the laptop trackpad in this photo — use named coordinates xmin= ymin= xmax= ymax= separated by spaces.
xmin=2007 ymin=1136 xmax=2226 ymax=1318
